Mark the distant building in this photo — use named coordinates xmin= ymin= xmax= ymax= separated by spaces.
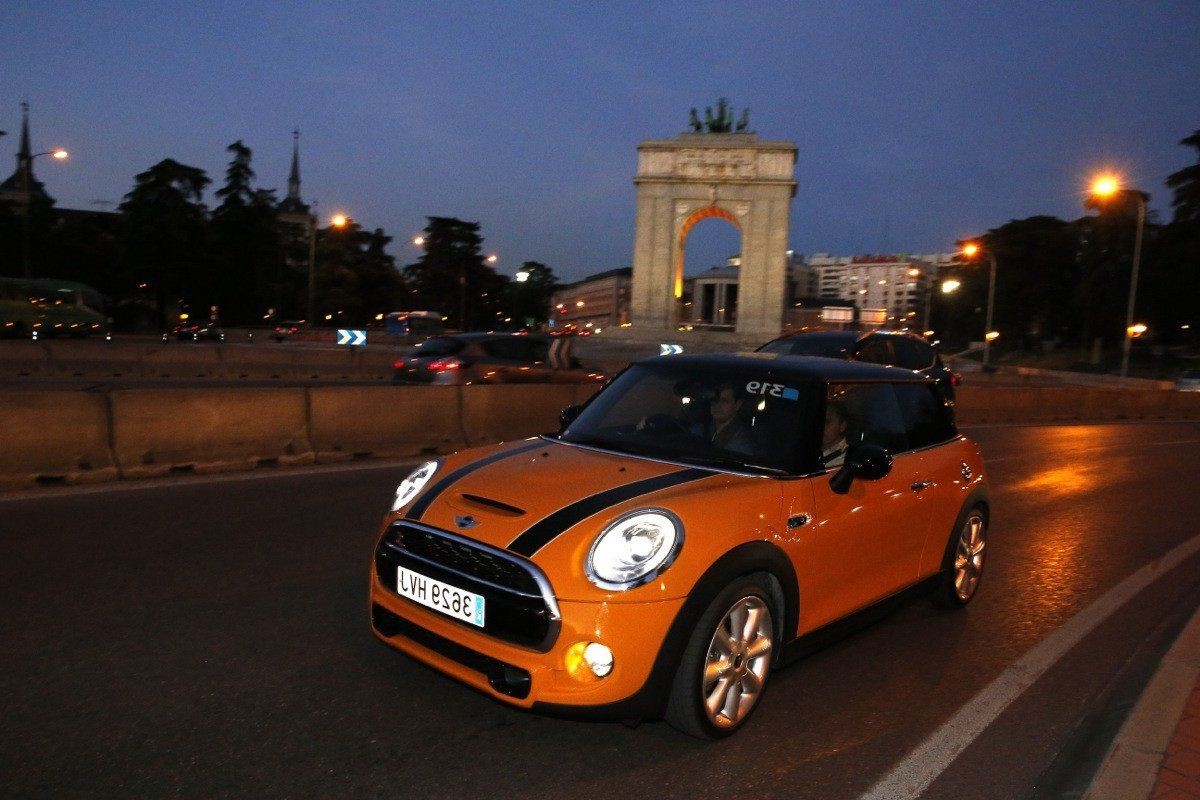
xmin=807 ymin=252 xmax=957 ymax=327
xmin=274 ymin=131 xmax=313 ymax=320
xmin=0 ymin=103 xmax=52 ymax=210
xmin=550 ymin=267 xmax=632 ymax=331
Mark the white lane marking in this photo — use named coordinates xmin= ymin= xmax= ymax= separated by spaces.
xmin=858 ymin=531 xmax=1200 ymax=800
xmin=0 ymin=459 xmax=421 ymax=504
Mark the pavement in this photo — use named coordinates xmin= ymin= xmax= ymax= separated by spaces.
xmin=1087 ymin=604 xmax=1200 ymax=799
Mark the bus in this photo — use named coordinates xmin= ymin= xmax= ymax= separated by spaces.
xmin=384 ymin=310 xmax=445 ymax=338
xmin=0 ymin=277 xmax=110 ymax=338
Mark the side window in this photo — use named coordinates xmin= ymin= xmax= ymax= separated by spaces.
xmin=828 ymin=383 xmax=908 ymax=454
xmin=854 ymin=338 xmax=893 ymax=365
xmin=894 ymin=382 xmax=957 ymax=448
xmin=891 ymin=338 xmax=932 ymax=370
xmin=528 ymin=339 xmax=550 ymax=361
xmin=483 ymin=338 xmax=542 ymax=362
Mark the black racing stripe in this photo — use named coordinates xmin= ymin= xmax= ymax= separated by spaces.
xmin=406 ymin=440 xmax=545 ymax=521
xmin=506 ymin=468 xmax=712 ymax=558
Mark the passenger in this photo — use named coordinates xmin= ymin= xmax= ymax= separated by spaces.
xmin=821 ymin=403 xmax=849 ymax=467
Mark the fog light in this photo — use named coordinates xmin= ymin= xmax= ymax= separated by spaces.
xmin=565 ymin=641 xmax=614 ymax=681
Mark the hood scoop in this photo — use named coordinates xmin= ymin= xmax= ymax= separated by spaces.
xmin=459 ymin=493 xmax=526 ymax=517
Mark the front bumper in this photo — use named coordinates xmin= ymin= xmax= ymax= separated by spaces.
xmin=369 ymin=573 xmax=685 ymax=712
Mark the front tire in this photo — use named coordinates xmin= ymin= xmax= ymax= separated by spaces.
xmin=666 ymin=574 xmax=776 ymax=739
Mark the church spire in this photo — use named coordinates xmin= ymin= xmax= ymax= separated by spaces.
xmin=18 ymin=102 xmax=32 ymax=166
xmin=0 ymin=101 xmax=50 ymax=204
xmin=287 ymin=129 xmax=301 ymax=201
xmin=278 ymin=129 xmax=309 ymax=215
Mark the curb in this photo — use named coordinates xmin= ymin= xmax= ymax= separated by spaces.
xmin=1086 ymin=602 xmax=1200 ymax=799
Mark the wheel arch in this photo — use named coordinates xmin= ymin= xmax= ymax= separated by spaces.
xmin=532 ymin=539 xmax=799 ymax=721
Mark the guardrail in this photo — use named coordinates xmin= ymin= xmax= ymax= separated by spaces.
xmin=1 ymin=384 xmax=1197 ymax=490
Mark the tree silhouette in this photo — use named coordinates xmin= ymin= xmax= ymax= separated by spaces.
xmin=117 ymin=159 xmax=211 ymax=324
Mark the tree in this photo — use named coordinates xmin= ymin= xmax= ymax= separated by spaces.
xmin=313 ymin=220 xmax=403 ymax=325
xmin=210 ymin=140 xmax=284 ymax=323
xmin=506 ymin=261 xmax=558 ymax=327
xmin=1166 ymin=129 xmax=1200 ymax=225
xmin=403 ymin=217 xmax=503 ymax=330
xmin=117 ymin=159 xmax=211 ymax=325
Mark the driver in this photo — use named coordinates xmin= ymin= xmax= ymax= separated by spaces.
xmin=705 ymin=383 xmax=753 ymax=453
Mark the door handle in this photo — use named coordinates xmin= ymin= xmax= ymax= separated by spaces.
xmin=911 ymin=480 xmax=933 ymax=493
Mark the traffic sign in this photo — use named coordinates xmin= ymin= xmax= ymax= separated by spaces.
xmin=337 ymin=329 xmax=367 ymax=346
xmin=659 ymin=343 xmax=684 ymax=356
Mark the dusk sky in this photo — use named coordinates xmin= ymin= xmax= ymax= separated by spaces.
xmin=3 ymin=2 xmax=1198 ymax=282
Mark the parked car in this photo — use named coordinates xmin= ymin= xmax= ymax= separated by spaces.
xmin=371 ymin=352 xmax=989 ymax=737
xmin=757 ymin=330 xmax=960 ymax=400
xmin=171 ymin=323 xmax=225 ymax=342
xmin=1177 ymin=369 xmax=1200 ymax=392
xmin=392 ymin=333 xmax=605 ymax=385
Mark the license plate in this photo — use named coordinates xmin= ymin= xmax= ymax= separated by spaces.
xmin=397 ymin=565 xmax=486 ymax=627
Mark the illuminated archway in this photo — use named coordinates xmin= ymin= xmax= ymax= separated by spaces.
xmin=628 ymin=133 xmax=797 ymax=337
xmin=675 ymin=205 xmax=741 ymax=302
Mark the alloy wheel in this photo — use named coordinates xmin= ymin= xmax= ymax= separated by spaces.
xmin=702 ymin=595 xmax=773 ymax=729
xmin=954 ymin=513 xmax=987 ymax=602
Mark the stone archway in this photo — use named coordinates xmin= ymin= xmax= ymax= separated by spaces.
xmin=628 ymin=132 xmax=797 ymax=339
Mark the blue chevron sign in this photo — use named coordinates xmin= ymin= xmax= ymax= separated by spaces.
xmin=659 ymin=343 xmax=684 ymax=356
xmin=337 ymin=329 xmax=367 ymax=346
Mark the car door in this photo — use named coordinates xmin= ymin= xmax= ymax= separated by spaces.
xmin=781 ymin=382 xmax=932 ymax=632
xmin=892 ymin=381 xmax=964 ymax=576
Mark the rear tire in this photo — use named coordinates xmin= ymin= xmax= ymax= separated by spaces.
xmin=666 ymin=573 xmax=777 ymax=739
xmin=933 ymin=506 xmax=987 ymax=608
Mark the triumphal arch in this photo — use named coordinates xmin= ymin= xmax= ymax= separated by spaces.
xmin=628 ymin=128 xmax=797 ymax=339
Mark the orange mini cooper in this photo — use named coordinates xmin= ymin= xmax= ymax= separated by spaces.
xmin=370 ymin=352 xmax=990 ymax=738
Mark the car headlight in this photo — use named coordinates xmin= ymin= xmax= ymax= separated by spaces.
xmin=391 ymin=460 xmax=439 ymax=512
xmin=586 ymin=508 xmax=683 ymax=590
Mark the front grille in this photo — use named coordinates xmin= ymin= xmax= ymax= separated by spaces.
xmin=400 ymin=526 xmax=540 ymax=594
xmin=375 ymin=521 xmax=560 ymax=651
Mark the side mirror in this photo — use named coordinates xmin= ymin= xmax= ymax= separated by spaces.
xmin=559 ymin=404 xmax=583 ymax=431
xmin=829 ymin=444 xmax=893 ymax=494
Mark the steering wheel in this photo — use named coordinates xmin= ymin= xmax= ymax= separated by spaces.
xmin=638 ymin=413 xmax=688 ymax=435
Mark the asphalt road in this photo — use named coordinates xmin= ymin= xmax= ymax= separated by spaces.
xmin=3 ymin=422 xmax=1200 ymax=800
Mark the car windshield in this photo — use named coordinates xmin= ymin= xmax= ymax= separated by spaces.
xmin=759 ymin=337 xmax=853 ymax=358
xmin=559 ymin=362 xmax=822 ymax=474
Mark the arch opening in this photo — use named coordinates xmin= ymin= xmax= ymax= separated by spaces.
xmin=677 ymin=206 xmax=742 ymax=327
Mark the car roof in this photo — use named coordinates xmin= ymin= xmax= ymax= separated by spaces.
xmin=637 ymin=352 xmax=930 ymax=382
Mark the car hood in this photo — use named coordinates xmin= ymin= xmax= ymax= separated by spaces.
xmin=398 ymin=437 xmax=717 ymax=561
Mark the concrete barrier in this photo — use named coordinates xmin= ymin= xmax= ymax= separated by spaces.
xmin=459 ymin=383 xmax=578 ymax=446
xmin=47 ymin=340 xmax=144 ymax=378
xmin=111 ymin=388 xmax=314 ymax=477
xmin=0 ymin=340 xmax=51 ymax=377
xmin=308 ymin=385 xmax=465 ymax=460
xmin=2 ymin=383 xmax=1197 ymax=492
xmin=140 ymin=344 xmax=225 ymax=379
xmin=0 ymin=391 xmax=118 ymax=489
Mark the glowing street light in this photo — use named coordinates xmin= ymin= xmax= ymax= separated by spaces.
xmin=412 ymin=235 xmax=425 ymax=247
xmin=942 ymin=279 xmax=961 ymax=294
xmin=985 ymin=331 xmax=1000 ymax=342
xmin=1089 ymin=174 xmax=1147 ymax=385
xmin=485 ymin=253 xmax=498 ymax=265
xmin=961 ymin=241 xmax=999 ymax=368
xmin=1128 ymin=323 xmax=1148 ymax=338
xmin=514 ymin=270 xmax=530 ymax=283
xmin=307 ymin=211 xmax=352 ymax=325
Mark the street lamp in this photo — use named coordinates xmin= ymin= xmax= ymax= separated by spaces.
xmin=19 ymin=146 xmax=69 ymax=279
xmin=1089 ymin=174 xmax=1147 ymax=385
xmin=923 ymin=272 xmax=960 ymax=332
xmin=307 ymin=211 xmax=349 ymax=325
xmin=961 ymin=242 xmax=999 ymax=369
